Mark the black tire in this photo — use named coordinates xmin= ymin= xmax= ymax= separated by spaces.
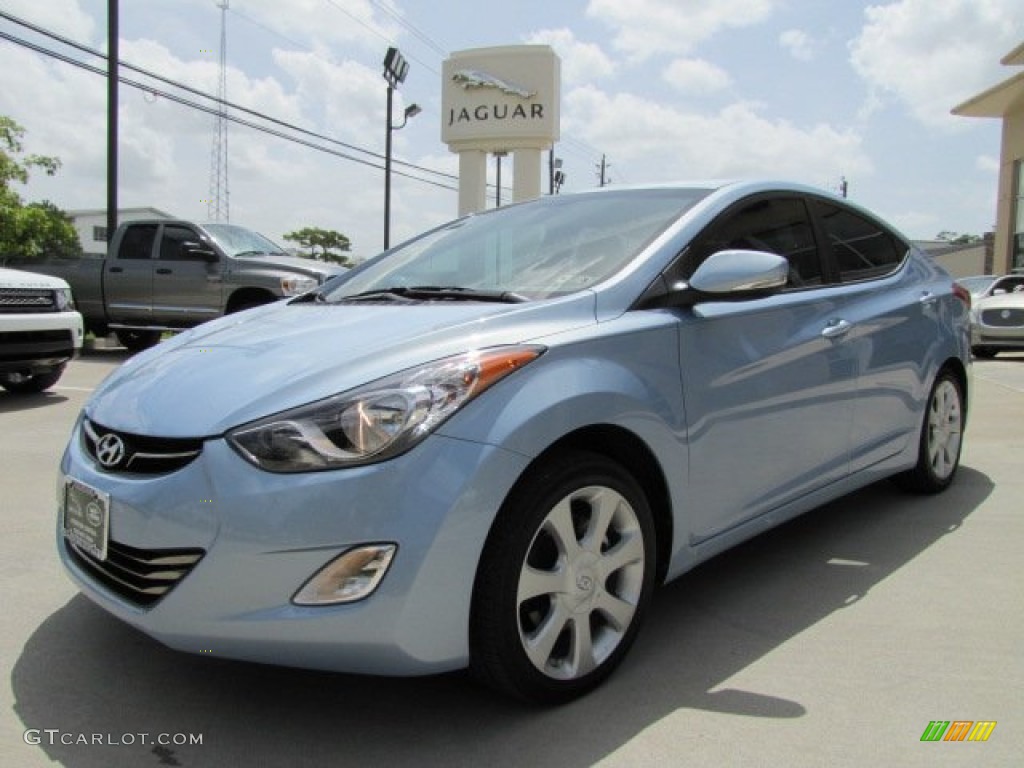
xmin=1 ymin=365 xmax=65 ymax=394
xmin=227 ymin=292 xmax=276 ymax=314
xmin=470 ymin=450 xmax=657 ymax=704
xmin=114 ymin=329 xmax=161 ymax=353
xmin=971 ymin=346 xmax=998 ymax=359
xmin=895 ymin=369 xmax=965 ymax=494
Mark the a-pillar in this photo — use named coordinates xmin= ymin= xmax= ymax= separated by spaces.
xmin=458 ymin=150 xmax=488 ymax=216
xmin=513 ymin=148 xmax=542 ymax=203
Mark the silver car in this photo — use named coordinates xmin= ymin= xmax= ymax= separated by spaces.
xmin=971 ymin=274 xmax=1024 ymax=357
xmin=57 ymin=180 xmax=972 ymax=703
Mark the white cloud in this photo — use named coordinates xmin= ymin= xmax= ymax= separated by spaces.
xmin=525 ymin=28 xmax=616 ymax=85
xmin=849 ymin=0 xmax=1022 ymax=128
xmin=662 ymin=58 xmax=732 ymax=94
xmin=564 ymin=86 xmax=872 ymax=184
xmin=975 ymin=154 xmax=999 ymax=173
xmin=586 ymin=0 xmax=777 ymax=60
xmin=779 ymin=29 xmax=815 ymax=61
xmin=273 ymin=47 xmax=385 ymax=149
xmin=224 ymin=0 xmax=403 ymax=51
xmin=0 ymin=0 xmax=95 ymax=41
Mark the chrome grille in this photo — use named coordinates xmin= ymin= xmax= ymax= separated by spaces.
xmin=83 ymin=418 xmax=204 ymax=474
xmin=66 ymin=539 xmax=204 ymax=607
xmin=980 ymin=307 xmax=1024 ymax=327
xmin=0 ymin=288 xmax=56 ymax=313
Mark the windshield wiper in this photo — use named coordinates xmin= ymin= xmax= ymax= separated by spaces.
xmin=340 ymin=286 xmax=528 ymax=304
xmin=290 ymin=289 xmax=327 ymax=304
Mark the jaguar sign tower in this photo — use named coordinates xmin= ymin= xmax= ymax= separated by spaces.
xmin=442 ymin=45 xmax=561 ymax=215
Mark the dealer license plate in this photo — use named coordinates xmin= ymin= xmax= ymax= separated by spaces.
xmin=62 ymin=478 xmax=110 ymax=561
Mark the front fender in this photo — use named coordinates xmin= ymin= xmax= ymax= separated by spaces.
xmin=437 ymin=315 xmax=689 ymax=548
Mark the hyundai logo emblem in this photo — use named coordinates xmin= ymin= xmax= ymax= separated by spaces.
xmin=95 ymin=433 xmax=126 ymax=468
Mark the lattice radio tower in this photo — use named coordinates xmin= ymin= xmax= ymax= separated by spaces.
xmin=207 ymin=0 xmax=230 ymax=222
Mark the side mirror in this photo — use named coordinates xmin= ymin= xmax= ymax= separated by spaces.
xmin=181 ymin=241 xmax=218 ymax=262
xmin=677 ymin=249 xmax=789 ymax=301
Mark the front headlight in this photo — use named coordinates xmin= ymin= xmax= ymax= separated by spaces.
xmin=227 ymin=345 xmax=544 ymax=472
xmin=55 ymin=287 xmax=76 ymax=311
xmin=281 ymin=275 xmax=319 ymax=296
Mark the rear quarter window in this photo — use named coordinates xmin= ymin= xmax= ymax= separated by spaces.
xmin=815 ymin=200 xmax=906 ymax=282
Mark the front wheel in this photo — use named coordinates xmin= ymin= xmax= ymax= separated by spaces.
xmin=114 ymin=329 xmax=161 ymax=353
xmin=896 ymin=369 xmax=964 ymax=494
xmin=470 ymin=451 xmax=656 ymax=704
xmin=1 ymin=365 xmax=65 ymax=394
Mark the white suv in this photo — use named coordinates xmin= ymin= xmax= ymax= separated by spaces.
xmin=1 ymin=266 xmax=83 ymax=394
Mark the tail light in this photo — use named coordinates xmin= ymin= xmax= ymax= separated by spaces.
xmin=952 ymin=282 xmax=971 ymax=309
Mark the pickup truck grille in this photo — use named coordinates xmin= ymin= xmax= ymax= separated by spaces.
xmin=66 ymin=538 xmax=205 ymax=607
xmin=83 ymin=418 xmax=204 ymax=474
xmin=0 ymin=288 xmax=57 ymax=313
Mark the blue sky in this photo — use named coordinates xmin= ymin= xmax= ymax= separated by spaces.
xmin=0 ymin=0 xmax=1020 ymax=257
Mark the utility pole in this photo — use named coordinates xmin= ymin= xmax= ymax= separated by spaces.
xmin=839 ymin=175 xmax=848 ymax=198
xmin=106 ymin=0 xmax=118 ymax=245
xmin=596 ymin=154 xmax=611 ymax=187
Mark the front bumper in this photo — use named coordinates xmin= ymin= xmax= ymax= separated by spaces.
xmin=0 ymin=310 xmax=83 ymax=373
xmin=971 ymin=324 xmax=1024 ymax=350
xmin=57 ymin=419 xmax=529 ymax=675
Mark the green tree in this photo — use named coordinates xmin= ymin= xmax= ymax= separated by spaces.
xmin=282 ymin=226 xmax=353 ymax=266
xmin=1 ymin=116 xmax=82 ymax=263
xmin=935 ymin=231 xmax=982 ymax=245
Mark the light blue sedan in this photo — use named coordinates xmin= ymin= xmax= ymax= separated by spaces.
xmin=57 ymin=180 xmax=972 ymax=703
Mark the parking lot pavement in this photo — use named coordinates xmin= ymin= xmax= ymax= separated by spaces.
xmin=1 ymin=352 xmax=1021 ymax=767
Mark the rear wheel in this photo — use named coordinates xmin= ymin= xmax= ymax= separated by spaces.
xmin=470 ymin=451 xmax=656 ymax=704
xmin=0 ymin=365 xmax=65 ymax=394
xmin=114 ymin=329 xmax=161 ymax=353
xmin=896 ymin=369 xmax=964 ymax=493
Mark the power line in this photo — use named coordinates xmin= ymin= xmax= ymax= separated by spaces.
xmin=0 ymin=9 xmax=458 ymax=185
xmin=320 ymin=0 xmax=441 ymax=77
xmin=363 ymin=0 xmax=449 ymax=57
xmin=0 ymin=26 xmax=460 ymax=193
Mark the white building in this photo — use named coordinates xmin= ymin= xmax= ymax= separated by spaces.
xmin=68 ymin=207 xmax=175 ymax=257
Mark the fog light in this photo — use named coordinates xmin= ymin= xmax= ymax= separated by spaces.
xmin=293 ymin=544 xmax=396 ymax=605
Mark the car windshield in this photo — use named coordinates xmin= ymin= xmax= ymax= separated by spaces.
xmin=322 ymin=189 xmax=709 ymax=302
xmin=958 ymin=275 xmax=997 ymax=296
xmin=204 ymin=224 xmax=287 ymax=257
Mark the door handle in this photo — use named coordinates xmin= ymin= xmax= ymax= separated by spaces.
xmin=108 ymin=266 xmax=123 ymax=273
xmin=822 ymin=319 xmax=852 ymax=339
xmin=156 ymin=268 xmax=173 ymax=275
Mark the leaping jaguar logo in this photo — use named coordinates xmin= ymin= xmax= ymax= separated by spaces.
xmin=451 ymin=69 xmax=535 ymax=99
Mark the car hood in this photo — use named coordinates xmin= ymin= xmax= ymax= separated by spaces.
xmin=975 ymin=292 xmax=1024 ymax=311
xmin=86 ymin=294 xmax=597 ymax=437
xmin=0 ymin=266 xmax=71 ymax=290
xmin=229 ymin=253 xmax=345 ymax=278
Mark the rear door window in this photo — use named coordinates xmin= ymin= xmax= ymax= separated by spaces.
xmin=117 ymin=224 xmax=158 ymax=260
xmin=814 ymin=200 xmax=906 ymax=282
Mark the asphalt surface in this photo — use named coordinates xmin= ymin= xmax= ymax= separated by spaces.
xmin=1 ymin=348 xmax=1021 ymax=767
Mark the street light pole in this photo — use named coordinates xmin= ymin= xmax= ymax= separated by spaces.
xmin=382 ymin=47 xmax=413 ymax=250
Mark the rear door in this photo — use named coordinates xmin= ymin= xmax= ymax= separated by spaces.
xmin=104 ymin=223 xmax=157 ymax=324
xmin=674 ymin=195 xmax=859 ymax=541
xmin=150 ymin=224 xmax=224 ymax=326
xmin=810 ymin=197 xmax=938 ymax=470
